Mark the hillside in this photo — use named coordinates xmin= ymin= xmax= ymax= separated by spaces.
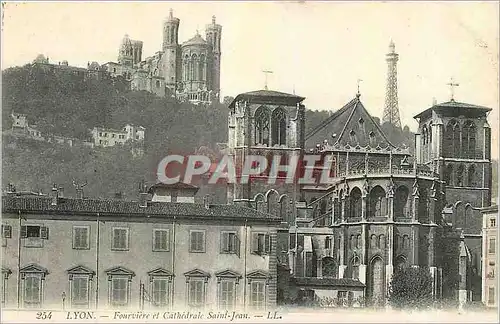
xmin=2 ymin=65 xmax=449 ymax=201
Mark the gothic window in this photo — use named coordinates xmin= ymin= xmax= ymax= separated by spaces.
xmin=254 ymin=107 xmax=270 ymax=146
xmin=465 ymin=205 xmax=473 ymax=230
xmin=394 ymin=186 xmax=409 ymax=218
xmin=349 ymin=188 xmax=362 ymax=218
xmin=191 ymin=54 xmax=198 ymax=80
xmin=271 ymin=108 xmax=287 ymax=146
xmin=350 ymin=256 xmax=360 ymax=280
xmin=445 ymin=120 xmax=460 ymax=157
xmin=349 ymin=235 xmax=355 ymax=249
xmin=370 ymin=234 xmax=378 ymax=249
xmin=394 ymin=255 xmax=407 ymax=272
xmin=356 ymin=234 xmax=361 ymax=249
xmin=429 ymin=124 xmax=432 ymax=143
xmin=462 ymin=120 xmax=476 ymax=159
xmin=322 ymin=257 xmax=336 ymax=277
xmin=402 ymin=235 xmax=410 ymax=249
xmin=183 ymin=55 xmax=189 ymax=80
xmin=455 ymin=202 xmax=465 ymax=229
xmin=199 ymin=54 xmax=206 ymax=81
xmin=444 ymin=164 xmax=453 ymax=185
xmin=378 ymin=235 xmax=386 ymax=249
xmin=468 ymin=164 xmax=476 ymax=187
xmin=455 ymin=164 xmax=465 ymax=187
xmin=369 ymin=186 xmax=387 ymax=218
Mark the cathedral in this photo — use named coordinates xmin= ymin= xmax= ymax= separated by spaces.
xmin=102 ymin=9 xmax=221 ymax=104
xmin=223 ymin=41 xmax=493 ymax=307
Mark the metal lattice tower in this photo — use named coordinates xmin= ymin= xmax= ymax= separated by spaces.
xmin=382 ymin=40 xmax=402 ymax=128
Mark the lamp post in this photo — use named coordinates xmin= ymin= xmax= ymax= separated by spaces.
xmin=61 ymin=291 xmax=66 ymax=310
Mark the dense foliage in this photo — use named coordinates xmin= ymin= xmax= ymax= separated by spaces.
xmin=388 ymin=266 xmax=434 ymax=310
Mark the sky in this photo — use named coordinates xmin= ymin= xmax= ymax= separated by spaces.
xmin=2 ymin=1 xmax=499 ymax=157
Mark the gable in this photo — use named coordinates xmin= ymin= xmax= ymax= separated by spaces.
xmin=215 ymin=269 xmax=242 ymax=278
xmin=184 ymin=268 xmax=211 ymax=278
xmin=148 ymin=268 xmax=174 ymax=277
xmin=246 ymin=269 xmax=270 ymax=279
xmin=67 ymin=265 xmax=95 ymax=276
xmin=105 ymin=266 xmax=135 ymax=277
xmin=305 ymin=96 xmax=394 ymax=149
xmin=20 ymin=263 xmax=48 ymax=274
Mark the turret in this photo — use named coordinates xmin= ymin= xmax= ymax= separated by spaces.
xmin=205 ymin=15 xmax=222 ymax=97
xmin=162 ymin=9 xmax=181 ymax=91
xmin=118 ymin=34 xmax=133 ymax=66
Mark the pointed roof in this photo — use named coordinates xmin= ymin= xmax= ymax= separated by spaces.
xmin=148 ymin=268 xmax=174 ymax=277
xmin=20 ymin=263 xmax=48 ymax=274
xmin=306 ymin=95 xmax=395 ymax=148
xmin=228 ymin=90 xmax=305 ymax=108
xmin=184 ymin=269 xmax=211 ymax=277
xmin=105 ymin=266 xmax=135 ymax=277
xmin=214 ymin=269 xmax=242 ymax=278
xmin=413 ymin=100 xmax=492 ymax=119
xmin=67 ymin=265 xmax=95 ymax=275
xmin=182 ymin=33 xmax=208 ymax=47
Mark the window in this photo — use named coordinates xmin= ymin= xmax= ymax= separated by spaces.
xmin=20 ymin=264 xmax=48 ymax=309
xmin=250 ymin=281 xmax=265 ymax=310
xmin=2 ymin=225 xmax=12 ymax=246
xmin=71 ymin=276 xmax=89 ymax=308
xmin=489 ymin=238 xmax=496 ymax=254
xmin=2 ymin=268 xmax=11 ymax=306
xmin=221 ymin=232 xmax=239 ymax=254
xmin=111 ymin=277 xmax=128 ymax=307
xmin=153 ymin=229 xmax=170 ymax=252
xmin=219 ymin=280 xmax=235 ymax=309
xmin=112 ymin=228 xmax=129 ymax=251
xmin=21 ymin=225 xmax=48 ymax=248
xmin=488 ymin=287 xmax=495 ymax=305
xmin=99 ymin=132 xmax=103 ymax=136
xmin=152 ymin=278 xmax=169 ymax=307
xmin=325 ymin=237 xmax=332 ymax=249
xmin=112 ymin=134 xmax=115 ymax=138
xmin=189 ymin=230 xmax=205 ymax=253
xmin=255 ymin=106 xmax=270 ymax=146
xmin=252 ymin=233 xmax=270 ymax=255
xmin=67 ymin=266 xmax=94 ymax=309
xmin=188 ymin=280 xmax=205 ymax=307
xmin=491 ymin=218 xmax=496 ymax=228
xmin=337 ymin=290 xmax=348 ymax=299
xmin=271 ymin=108 xmax=287 ymax=146
xmin=73 ymin=226 xmax=90 ymax=250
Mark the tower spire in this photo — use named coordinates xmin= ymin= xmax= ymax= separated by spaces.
xmin=357 ymin=79 xmax=363 ymax=98
xmin=383 ymin=39 xmax=402 ymax=128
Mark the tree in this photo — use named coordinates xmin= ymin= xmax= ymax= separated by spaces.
xmin=388 ymin=266 xmax=434 ymax=310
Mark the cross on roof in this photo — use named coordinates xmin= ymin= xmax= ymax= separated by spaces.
xmin=357 ymin=79 xmax=363 ymax=97
xmin=262 ymin=70 xmax=273 ymax=90
xmin=447 ymin=78 xmax=459 ymax=101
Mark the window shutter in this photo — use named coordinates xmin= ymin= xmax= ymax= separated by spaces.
xmin=154 ymin=231 xmax=161 ymax=250
xmin=20 ymin=225 xmax=27 ymax=238
xmin=2 ymin=225 xmax=12 ymax=238
xmin=40 ymin=226 xmax=49 ymax=239
xmin=165 ymin=230 xmax=170 ymax=251
xmin=221 ymin=232 xmax=229 ymax=253
xmin=264 ymin=233 xmax=271 ymax=254
xmin=235 ymin=235 xmax=241 ymax=257
xmin=113 ymin=229 xmax=120 ymax=249
xmin=252 ymin=233 xmax=259 ymax=254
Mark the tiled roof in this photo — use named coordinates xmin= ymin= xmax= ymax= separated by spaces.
xmin=413 ymin=100 xmax=492 ymax=119
xmin=1 ymin=195 xmax=281 ymax=222
xmin=182 ymin=34 xmax=208 ymax=46
xmin=148 ymin=182 xmax=199 ymax=193
xmin=306 ymin=95 xmax=395 ymax=149
xmin=229 ymin=90 xmax=305 ymax=108
xmin=292 ymin=277 xmax=365 ymax=288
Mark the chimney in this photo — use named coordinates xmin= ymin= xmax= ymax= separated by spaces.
xmin=76 ymin=188 xmax=84 ymax=199
xmin=50 ymin=184 xmax=59 ymax=206
xmin=203 ymin=194 xmax=210 ymax=210
xmin=139 ymin=192 xmax=148 ymax=208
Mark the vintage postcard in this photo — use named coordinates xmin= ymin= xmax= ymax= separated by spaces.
xmin=1 ymin=1 xmax=499 ymax=323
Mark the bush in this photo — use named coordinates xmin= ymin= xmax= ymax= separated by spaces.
xmin=388 ymin=266 xmax=434 ymax=310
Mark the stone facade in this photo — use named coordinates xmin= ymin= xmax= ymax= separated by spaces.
xmin=225 ymin=88 xmax=493 ymax=308
xmin=1 ymin=185 xmax=279 ymax=311
xmin=102 ymin=10 xmax=221 ymax=104
xmin=481 ymin=205 xmax=497 ymax=307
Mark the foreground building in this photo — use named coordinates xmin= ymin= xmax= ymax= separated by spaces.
xmin=481 ymin=205 xmax=497 ymax=307
xmin=1 ymin=184 xmax=280 ymax=311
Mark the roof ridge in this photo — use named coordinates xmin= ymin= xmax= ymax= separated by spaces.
xmin=334 ymin=97 xmax=360 ymax=145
